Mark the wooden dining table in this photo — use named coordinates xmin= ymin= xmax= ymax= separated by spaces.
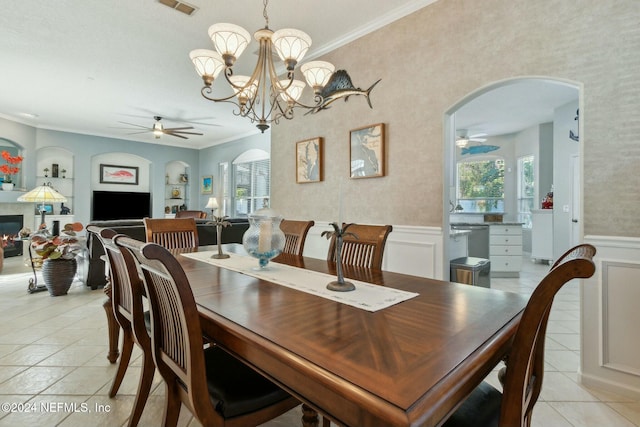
xmin=173 ymin=245 xmax=529 ymax=427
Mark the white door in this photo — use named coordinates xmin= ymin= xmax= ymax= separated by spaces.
xmin=570 ymin=154 xmax=581 ymax=246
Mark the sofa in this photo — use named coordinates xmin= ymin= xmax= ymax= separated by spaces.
xmin=85 ymin=218 xmax=250 ymax=289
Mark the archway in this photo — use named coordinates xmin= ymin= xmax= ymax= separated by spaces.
xmin=443 ymin=77 xmax=581 ymax=278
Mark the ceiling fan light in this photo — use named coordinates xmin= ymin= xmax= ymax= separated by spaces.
xmin=153 ymin=121 xmax=164 ymax=138
xmin=278 ymin=79 xmax=306 ymax=103
xmin=208 ymin=23 xmax=251 ymax=66
xmin=189 ymin=49 xmax=225 ymax=84
xmin=301 ymin=61 xmax=335 ymax=93
xmin=271 ymin=29 xmax=312 ymax=70
xmin=456 ymin=137 xmax=469 ymax=147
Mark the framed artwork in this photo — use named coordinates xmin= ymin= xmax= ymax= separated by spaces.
xmin=35 ymin=204 xmax=54 ymax=215
xmin=99 ymin=164 xmax=139 ymax=185
xmin=296 ymin=137 xmax=323 ymax=183
xmin=350 ymin=123 xmax=385 ymax=179
xmin=201 ymin=175 xmax=213 ymax=194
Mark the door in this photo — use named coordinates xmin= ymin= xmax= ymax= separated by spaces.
xmin=570 ymin=154 xmax=581 ymax=246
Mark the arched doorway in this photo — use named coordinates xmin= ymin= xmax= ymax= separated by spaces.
xmin=443 ymin=77 xmax=581 ymax=278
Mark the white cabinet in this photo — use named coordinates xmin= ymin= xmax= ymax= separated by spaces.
xmin=490 ymin=224 xmax=523 ymax=277
xmin=531 ymin=209 xmax=553 ymax=263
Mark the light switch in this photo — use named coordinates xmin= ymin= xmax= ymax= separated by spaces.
xmin=563 ymin=205 xmax=570 ymax=212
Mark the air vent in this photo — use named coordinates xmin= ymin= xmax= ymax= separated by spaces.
xmin=158 ymin=0 xmax=197 ymax=16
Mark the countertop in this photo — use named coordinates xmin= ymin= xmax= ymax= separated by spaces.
xmin=451 ymin=222 xmax=524 ymax=226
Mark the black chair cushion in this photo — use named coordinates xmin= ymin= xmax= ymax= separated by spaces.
xmin=204 ymin=346 xmax=292 ymax=419
xmin=442 ymin=381 xmax=502 ymax=427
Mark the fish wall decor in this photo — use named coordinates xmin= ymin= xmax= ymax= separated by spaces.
xmin=307 ymin=70 xmax=381 ymax=114
xmin=461 ymin=145 xmax=500 ymax=155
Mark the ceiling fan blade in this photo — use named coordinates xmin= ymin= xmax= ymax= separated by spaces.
xmin=117 ymin=121 xmax=151 ymax=130
xmin=164 ymin=132 xmax=188 ymax=139
xmin=164 ymin=126 xmax=195 ymax=131
xmin=166 ymin=130 xmax=203 ymax=136
xmin=125 ymin=130 xmax=152 ymax=135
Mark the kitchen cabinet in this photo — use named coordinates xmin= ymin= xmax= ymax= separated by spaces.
xmin=489 ymin=224 xmax=523 ymax=277
xmin=531 ymin=209 xmax=553 ymax=263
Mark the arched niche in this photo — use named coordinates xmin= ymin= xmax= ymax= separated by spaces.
xmin=0 ymin=138 xmax=24 ymax=188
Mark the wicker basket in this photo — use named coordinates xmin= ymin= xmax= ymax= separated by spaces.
xmin=42 ymin=258 xmax=77 ymax=296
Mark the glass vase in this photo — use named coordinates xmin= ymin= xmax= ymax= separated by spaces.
xmin=242 ymin=208 xmax=285 ymax=269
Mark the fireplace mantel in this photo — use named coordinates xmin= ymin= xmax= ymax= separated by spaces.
xmin=0 ymin=190 xmax=28 ymax=204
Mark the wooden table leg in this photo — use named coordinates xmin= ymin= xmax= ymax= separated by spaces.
xmin=301 ymin=403 xmax=320 ymax=427
xmin=103 ymin=281 xmax=120 ymax=364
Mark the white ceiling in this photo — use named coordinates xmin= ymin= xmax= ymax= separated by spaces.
xmin=0 ymin=1 xmax=579 ymax=150
xmin=0 ymin=0 xmax=437 ymax=149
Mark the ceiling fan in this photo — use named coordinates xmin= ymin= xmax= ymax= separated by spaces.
xmin=455 ymin=130 xmax=487 ymax=147
xmin=118 ymin=116 xmax=204 ymax=140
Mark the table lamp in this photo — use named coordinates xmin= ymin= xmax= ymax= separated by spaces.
xmin=18 ymin=183 xmax=67 ymax=231
xmin=205 ymin=197 xmax=219 ymax=220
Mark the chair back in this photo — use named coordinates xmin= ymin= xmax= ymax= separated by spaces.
xmin=175 ymin=210 xmax=207 ymax=219
xmin=88 ymin=225 xmax=150 ymax=349
xmin=280 ymin=219 xmax=314 ymax=256
xmin=327 ymin=223 xmax=392 ymax=269
xmin=500 ymin=244 xmax=596 ymax=426
xmin=143 ymin=217 xmax=198 ymax=249
xmin=115 ymin=236 xmax=210 ymax=417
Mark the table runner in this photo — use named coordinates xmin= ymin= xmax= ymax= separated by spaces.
xmin=181 ymin=251 xmax=418 ymax=312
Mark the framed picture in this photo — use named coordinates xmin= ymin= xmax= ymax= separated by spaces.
xmin=99 ymin=164 xmax=139 ymax=185
xmin=350 ymin=123 xmax=385 ymax=179
xmin=35 ymin=204 xmax=54 ymax=215
xmin=296 ymin=137 xmax=323 ymax=183
xmin=201 ymin=175 xmax=213 ymax=194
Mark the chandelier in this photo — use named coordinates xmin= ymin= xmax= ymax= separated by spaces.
xmin=189 ymin=0 xmax=378 ymax=133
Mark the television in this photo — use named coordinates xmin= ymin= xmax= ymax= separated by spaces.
xmin=92 ymin=191 xmax=151 ymax=221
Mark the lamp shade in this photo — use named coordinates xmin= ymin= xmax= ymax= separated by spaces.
xmin=229 ymin=75 xmax=258 ymax=104
xmin=208 ymin=23 xmax=251 ymax=64
xmin=301 ymin=61 xmax=335 ymax=92
xmin=18 ymin=184 xmax=67 ymax=203
xmin=205 ymin=197 xmax=218 ymax=210
xmin=278 ymin=79 xmax=305 ymax=102
xmin=189 ymin=49 xmax=225 ymax=81
xmin=271 ymin=29 xmax=312 ymax=67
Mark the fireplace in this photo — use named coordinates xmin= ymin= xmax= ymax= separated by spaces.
xmin=0 ymin=215 xmax=24 ymax=258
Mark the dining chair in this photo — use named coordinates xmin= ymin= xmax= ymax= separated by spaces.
xmin=114 ymin=235 xmax=300 ymax=427
xmin=442 ymin=243 xmax=597 ymax=427
xmin=175 ymin=210 xmax=207 ymax=219
xmin=143 ymin=217 xmax=199 ymax=249
xmin=326 ymin=223 xmax=393 ymax=269
xmin=280 ymin=219 xmax=315 ymax=256
xmin=88 ymin=226 xmax=154 ymax=427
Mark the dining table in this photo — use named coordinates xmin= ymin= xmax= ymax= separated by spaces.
xmin=170 ymin=244 xmax=528 ymax=427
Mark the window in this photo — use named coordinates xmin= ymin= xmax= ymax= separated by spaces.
xmin=232 ymin=149 xmax=270 ymax=217
xmin=456 ymin=158 xmax=505 ymax=213
xmin=517 ymin=155 xmax=535 ymax=228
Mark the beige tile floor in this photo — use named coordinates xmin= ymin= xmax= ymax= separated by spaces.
xmin=0 ymin=255 xmax=639 ymax=427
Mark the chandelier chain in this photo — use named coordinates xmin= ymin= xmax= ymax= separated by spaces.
xmin=263 ymin=0 xmax=269 ymax=28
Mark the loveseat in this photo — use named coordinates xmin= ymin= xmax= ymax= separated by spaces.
xmin=85 ymin=218 xmax=250 ymax=289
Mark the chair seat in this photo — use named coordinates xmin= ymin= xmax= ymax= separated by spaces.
xmin=204 ymin=346 xmax=292 ymax=419
xmin=442 ymin=382 xmax=502 ymax=427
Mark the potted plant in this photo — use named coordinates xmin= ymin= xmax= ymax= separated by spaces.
xmin=31 ymin=222 xmax=84 ymax=296
xmin=0 ymin=150 xmax=24 ymax=191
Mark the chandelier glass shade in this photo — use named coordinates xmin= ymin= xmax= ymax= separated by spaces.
xmin=189 ymin=0 xmax=337 ymax=133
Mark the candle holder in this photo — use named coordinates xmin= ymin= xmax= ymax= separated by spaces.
xmin=208 ymin=215 xmax=231 ymax=259
xmin=322 ymin=222 xmax=357 ymax=292
xmin=242 ymin=208 xmax=285 ymax=269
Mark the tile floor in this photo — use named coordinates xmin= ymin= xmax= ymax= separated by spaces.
xmin=0 ymin=255 xmax=639 ymax=426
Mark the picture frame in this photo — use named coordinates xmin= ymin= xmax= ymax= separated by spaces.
xmin=296 ymin=137 xmax=323 ymax=183
xmin=35 ymin=204 xmax=54 ymax=215
xmin=349 ymin=123 xmax=385 ymax=179
xmin=201 ymin=175 xmax=213 ymax=194
xmin=99 ymin=164 xmax=139 ymax=185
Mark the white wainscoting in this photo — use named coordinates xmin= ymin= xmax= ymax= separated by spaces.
xmin=581 ymin=235 xmax=640 ymax=399
xmin=301 ymin=222 xmax=445 ymax=279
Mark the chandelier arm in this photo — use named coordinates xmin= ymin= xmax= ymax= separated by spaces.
xmin=200 ymin=86 xmax=241 ymax=103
